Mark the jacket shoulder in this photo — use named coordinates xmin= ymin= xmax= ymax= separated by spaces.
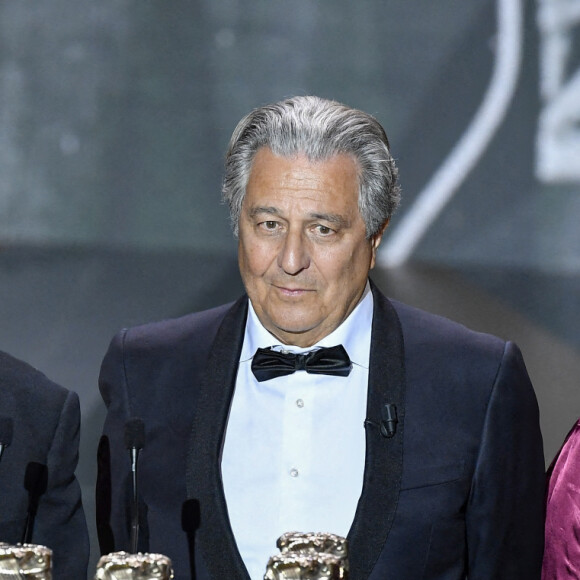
xmin=120 ymin=301 xmax=237 ymax=350
xmin=0 ymin=350 xmax=71 ymax=409
xmin=101 ymin=298 xmax=246 ymax=386
xmin=389 ymin=298 xmax=507 ymax=356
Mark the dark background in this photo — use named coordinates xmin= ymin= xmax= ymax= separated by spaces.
xmin=1 ymin=0 xmax=579 ymax=575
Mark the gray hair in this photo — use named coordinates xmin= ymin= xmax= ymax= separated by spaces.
xmin=222 ymin=95 xmax=401 ymax=238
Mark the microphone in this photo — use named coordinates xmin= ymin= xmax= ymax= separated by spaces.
xmin=380 ymin=403 xmax=398 ymax=438
xmin=21 ymin=462 xmax=48 ymax=544
xmin=0 ymin=416 xmax=13 ymax=463
xmin=364 ymin=403 xmax=398 ymax=439
xmin=124 ymin=417 xmax=145 ymax=554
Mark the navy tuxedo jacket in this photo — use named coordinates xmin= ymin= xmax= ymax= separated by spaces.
xmin=97 ymin=283 xmax=545 ymax=579
xmin=0 ymin=351 xmax=89 ymax=579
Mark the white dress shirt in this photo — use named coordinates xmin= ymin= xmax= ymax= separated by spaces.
xmin=221 ymin=285 xmax=373 ymax=580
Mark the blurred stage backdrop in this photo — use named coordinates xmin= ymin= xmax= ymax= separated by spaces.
xmin=1 ymin=0 xmax=579 ymax=574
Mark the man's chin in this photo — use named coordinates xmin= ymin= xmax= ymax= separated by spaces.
xmin=265 ymin=319 xmax=323 ymax=347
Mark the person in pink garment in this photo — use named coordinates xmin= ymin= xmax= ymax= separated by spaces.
xmin=543 ymin=418 xmax=580 ymax=578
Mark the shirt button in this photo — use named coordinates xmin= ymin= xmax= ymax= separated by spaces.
xmin=289 ymin=468 xmax=299 ymax=478
xmin=296 ymin=399 xmax=304 ymax=408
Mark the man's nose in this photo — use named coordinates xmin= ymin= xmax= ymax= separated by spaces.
xmin=278 ymin=230 xmax=310 ymax=274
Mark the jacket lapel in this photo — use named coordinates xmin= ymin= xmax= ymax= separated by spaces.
xmin=347 ymin=281 xmax=407 ymax=579
xmin=186 ymin=295 xmax=251 ymax=580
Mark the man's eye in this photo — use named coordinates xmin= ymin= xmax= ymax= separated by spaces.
xmin=316 ymin=225 xmax=333 ymax=235
xmin=260 ymin=220 xmax=278 ymax=230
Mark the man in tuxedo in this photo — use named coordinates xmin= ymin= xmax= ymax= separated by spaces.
xmin=97 ymin=96 xmax=545 ymax=579
xmin=0 ymin=350 xmax=89 ymax=578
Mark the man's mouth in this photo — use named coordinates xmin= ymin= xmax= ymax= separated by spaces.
xmin=274 ymin=285 xmax=314 ymax=297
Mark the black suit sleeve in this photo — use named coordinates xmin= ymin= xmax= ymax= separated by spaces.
xmin=466 ymin=341 xmax=545 ymax=578
xmin=34 ymin=389 xmax=89 ymax=579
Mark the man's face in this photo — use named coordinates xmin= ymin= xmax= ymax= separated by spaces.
xmin=238 ymin=147 xmax=385 ymax=347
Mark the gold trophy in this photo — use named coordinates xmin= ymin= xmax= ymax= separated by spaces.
xmin=94 ymin=551 xmax=174 ymax=580
xmin=0 ymin=543 xmax=52 ymax=579
xmin=264 ymin=532 xmax=348 ymax=579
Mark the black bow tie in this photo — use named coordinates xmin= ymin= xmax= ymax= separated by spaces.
xmin=251 ymin=345 xmax=352 ymax=382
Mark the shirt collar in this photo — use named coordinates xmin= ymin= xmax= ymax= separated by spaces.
xmin=240 ymin=282 xmax=373 ymax=369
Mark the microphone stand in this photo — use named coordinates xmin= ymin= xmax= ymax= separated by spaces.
xmin=124 ymin=417 xmax=145 ymax=554
xmin=130 ymin=446 xmax=140 ymax=554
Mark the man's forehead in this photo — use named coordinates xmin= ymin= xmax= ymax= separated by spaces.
xmin=246 ymin=148 xmax=360 ymax=190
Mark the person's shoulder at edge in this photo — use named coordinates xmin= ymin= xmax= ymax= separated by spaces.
xmin=0 ymin=349 xmax=71 ymax=405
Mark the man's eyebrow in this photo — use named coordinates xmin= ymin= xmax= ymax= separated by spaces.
xmin=310 ymin=212 xmax=350 ymax=228
xmin=248 ymin=206 xmax=281 ymax=218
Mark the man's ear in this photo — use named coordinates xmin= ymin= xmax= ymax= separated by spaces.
xmin=369 ymin=220 xmax=389 ymax=270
